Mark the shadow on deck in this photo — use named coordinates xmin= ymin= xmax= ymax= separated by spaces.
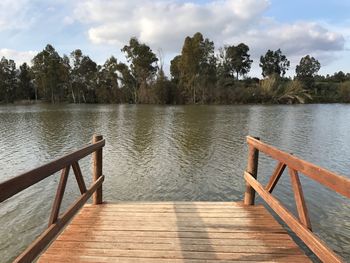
xmin=37 ymin=202 xmax=311 ymax=262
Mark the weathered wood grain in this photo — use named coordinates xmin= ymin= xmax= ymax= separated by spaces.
xmin=38 ymin=202 xmax=311 ymax=263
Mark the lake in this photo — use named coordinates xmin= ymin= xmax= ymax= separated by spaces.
xmin=0 ymin=104 xmax=349 ymax=262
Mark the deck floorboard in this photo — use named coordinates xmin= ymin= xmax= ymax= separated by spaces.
xmin=38 ymin=202 xmax=311 ymax=262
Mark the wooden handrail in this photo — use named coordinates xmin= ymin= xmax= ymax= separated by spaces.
xmin=243 ymin=135 xmax=348 ymax=262
xmin=247 ymin=136 xmax=350 ymax=198
xmin=244 ymin=172 xmax=342 ymax=263
xmin=0 ymin=134 xmax=105 ymax=262
xmin=0 ymin=138 xmax=105 ymax=202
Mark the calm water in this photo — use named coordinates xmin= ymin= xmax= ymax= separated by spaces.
xmin=0 ymin=104 xmax=349 ymax=262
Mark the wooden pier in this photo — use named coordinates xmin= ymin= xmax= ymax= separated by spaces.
xmin=1 ymin=135 xmax=349 ymax=262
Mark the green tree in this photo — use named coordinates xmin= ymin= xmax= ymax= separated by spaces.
xmin=198 ymin=38 xmax=216 ymax=103
xmin=339 ymin=81 xmax=350 ymax=102
xmin=177 ymin=32 xmax=216 ymax=103
xmin=18 ymin=63 xmax=35 ymax=100
xmin=0 ymin=57 xmax=17 ymax=103
xmin=122 ymin=38 xmax=158 ymax=103
xmin=70 ymin=49 xmax=98 ymax=103
xmin=178 ymin=33 xmax=203 ymax=103
xmin=153 ymin=68 xmax=174 ymax=104
xmin=260 ymin=49 xmax=290 ymax=78
xmin=221 ymin=43 xmax=252 ymax=79
xmin=296 ymin=55 xmax=321 ymax=88
xmin=32 ymin=44 xmax=68 ymax=103
xmin=96 ymin=56 xmax=120 ymax=103
xmin=115 ymin=62 xmax=136 ymax=103
xmin=170 ymin=55 xmax=181 ymax=83
xmin=217 ymin=47 xmax=235 ymax=90
xmin=331 ymin=71 xmax=346 ymax=82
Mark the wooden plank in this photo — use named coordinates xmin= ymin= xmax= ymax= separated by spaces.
xmin=72 ymin=161 xmax=87 ymax=194
xmin=63 ymin=225 xmax=285 ymax=233
xmin=40 ymin=248 xmax=307 ymax=262
xmin=74 ymin=217 xmax=278 ymax=224
xmin=82 ymin=202 xmax=266 ymax=207
xmin=71 ymin=221 xmax=281 ymax=228
xmin=59 ymin=229 xmax=292 ymax=240
xmin=47 ymin=241 xmax=305 ymax=254
xmin=14 ymin=176 xmax=104 ymax=263
xmin=79 ymin=207 xmax=268 ymax=212
xmin=42 ymin=247 xmax=309 ymax=261
xmin=266 ymin=162 xmax=286 ymax=193
xmin=83 ymin=202 xmax=255 ymax=207
xmin=244 ymin=138 xmax=259 ymax=205
xmin=73 ymin=215 xmax=274 ymax=221
xmin=244 ymin=172 xmax=344 ymax=263
xmin=289 ymin=168 xmax=312 ymax=230
xmin=247 ymin=136 xmax=350 ymax=198
xmin=48 ymin=166 xmax=70 ymax=226
xmin=0 ymin=139 xmax=105 ymax=202
xmin=56 ymin=236 xmax=296 ymax=245
xmin=75 ymin=212 xmax=271 ymax=218
xmin=38 ymin=254 xmax=311 ymax=263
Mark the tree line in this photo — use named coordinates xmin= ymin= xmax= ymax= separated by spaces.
xmin=0 ymin=32 xmax=349 ymax=104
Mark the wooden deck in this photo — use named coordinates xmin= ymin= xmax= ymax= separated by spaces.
xmin=38 ymin=202 xmax=311 ymax=262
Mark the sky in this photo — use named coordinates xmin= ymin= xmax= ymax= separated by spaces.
xmin=0 ymin=0 xmax=349 ymax=77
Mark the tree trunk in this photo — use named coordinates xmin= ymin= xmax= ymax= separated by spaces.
xmin=193 ymin=86 xmax=196 ymax=104
xmin=71 ymin=89 xmax=76 ymax=103
xmin=51 ymin=88 xmax=54 ymax=104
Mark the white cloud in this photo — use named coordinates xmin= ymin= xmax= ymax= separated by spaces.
xmin=73 ymin=0 xmax=345 ymax=75
xmin=229 ymin=21 xmax=345 ymax=75
xmin=63 ymin=16 xmax=75 ymax=25
xmin=74 ymin=0 xmax=270 ymax=50
xmin=240 ymin=22 xmax=344 ymax=57
xmin=0 ymin=0 xmax=35 ymax=31
xmin=0 ymin=49 xmax=37 ymax=66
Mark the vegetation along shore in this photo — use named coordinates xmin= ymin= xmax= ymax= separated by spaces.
xmin=0 ymin=32 xmax=349 ymax=105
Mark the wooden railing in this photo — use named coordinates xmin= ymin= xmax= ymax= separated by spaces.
xmin=0 ymin=134 xmax=105 ymax=263
xmin=243 ymin=136 xmax=350 ymax=263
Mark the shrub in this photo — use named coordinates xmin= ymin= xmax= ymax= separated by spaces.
xmin=339 ymin=81 xmax=350 ymax=102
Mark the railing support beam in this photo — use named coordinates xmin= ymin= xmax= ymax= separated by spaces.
xmin=244 ymin=137 xmax=259 ymax=205
xmin=92 ymin=134 xmax=103 ymax=204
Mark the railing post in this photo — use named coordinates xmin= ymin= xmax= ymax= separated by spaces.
xmin=244 ymin=137 xmax=259 ymax=205
xmin=92 ymin=134 xmax=103 ymax=204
